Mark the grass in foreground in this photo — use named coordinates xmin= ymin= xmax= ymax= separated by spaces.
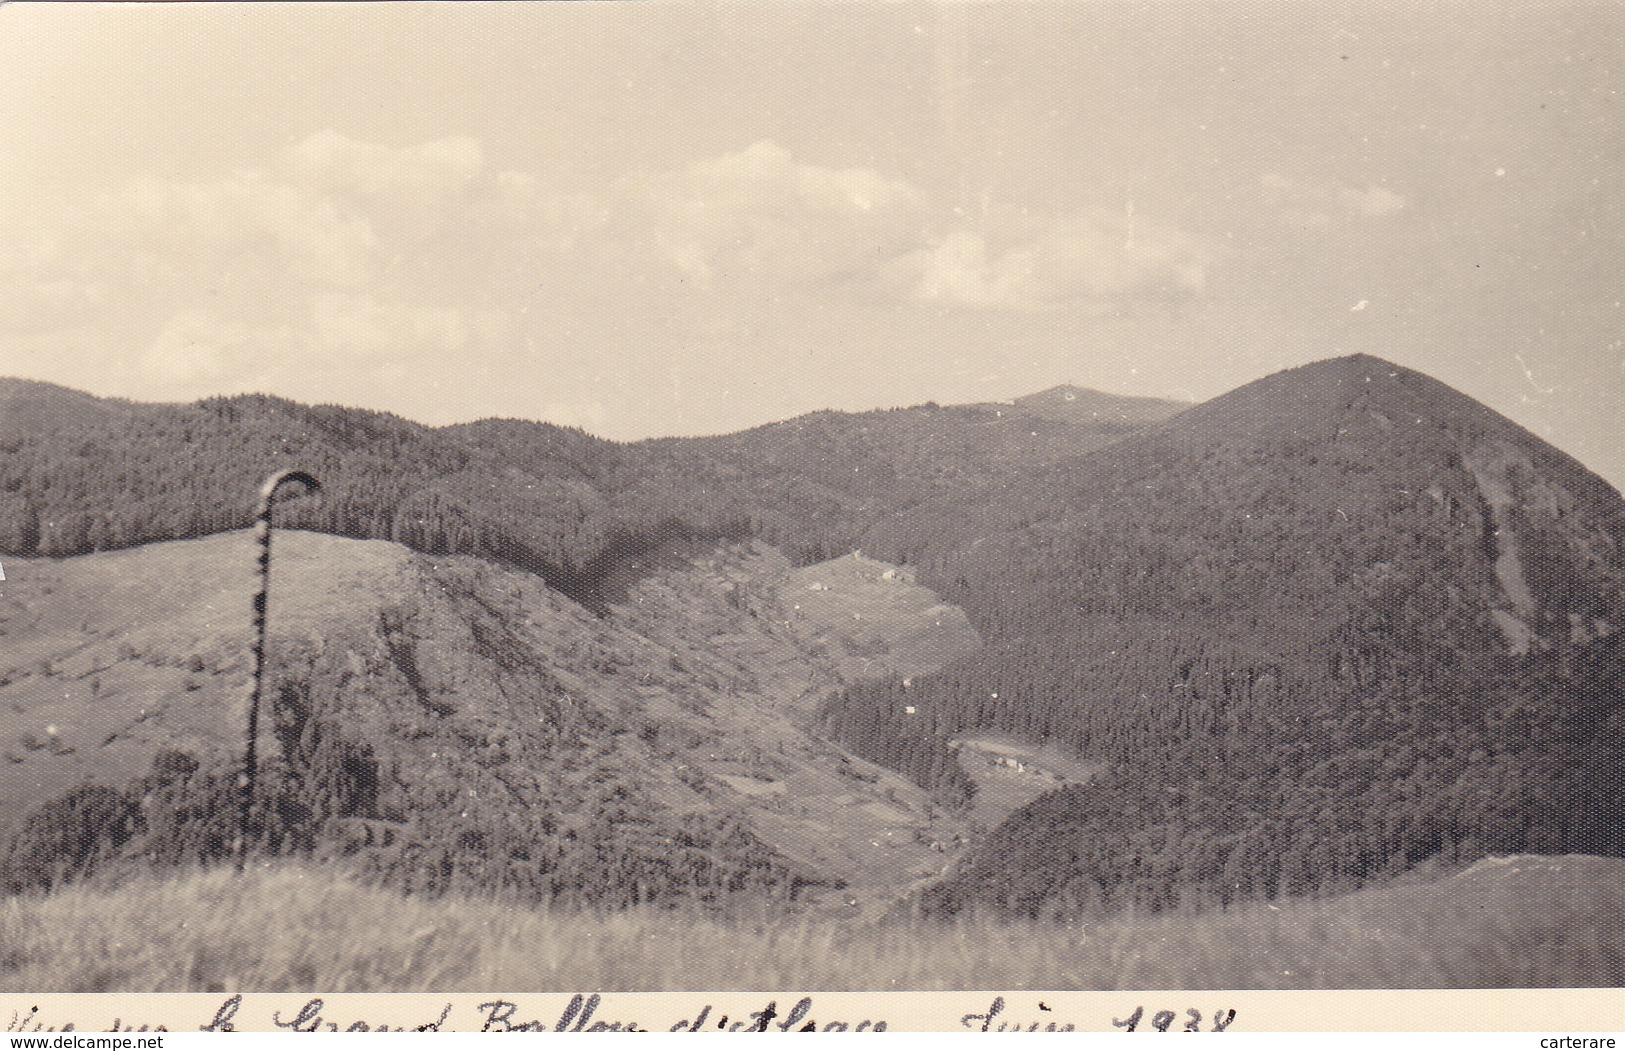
xmin=2 ymin=856 xmax=1621 ymax=991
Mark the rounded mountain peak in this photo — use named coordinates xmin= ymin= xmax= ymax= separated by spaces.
xmin=1165 ymin=354 xmax=1514 ymax=452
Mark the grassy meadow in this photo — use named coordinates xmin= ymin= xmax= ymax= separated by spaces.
xmin=2 ymin=855 xmax=1621 ymax=992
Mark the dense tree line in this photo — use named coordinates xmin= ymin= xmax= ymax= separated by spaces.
xmin=0 ymin=380 xmax=1152 ymax=608
xmin=911 ymin=632 xmax=1625 ymax=917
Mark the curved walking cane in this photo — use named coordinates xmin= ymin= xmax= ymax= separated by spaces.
xmin=237 ymin=469 xmax=322 ymax=874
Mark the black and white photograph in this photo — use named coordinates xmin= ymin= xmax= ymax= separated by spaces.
xmin=0 ymin=0 xmax=1621 ymax=1019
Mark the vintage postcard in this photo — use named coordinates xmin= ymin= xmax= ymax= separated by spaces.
xmin=0 ymin=0 xmax=1620 ymax=1034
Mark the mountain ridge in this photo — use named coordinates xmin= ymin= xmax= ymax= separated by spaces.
xmin=2 ymin=354 xmax=1621 ymax=918
xmin=0 ymin=374 xmax=1177 ymax=446
xmin=1005 ymin=383 xmax=1188 ymax=424
xmin=0 ymin=373 xmax=1168 ymax=582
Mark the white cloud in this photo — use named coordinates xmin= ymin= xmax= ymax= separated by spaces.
xmin=906 ymin=210 xmax=1207 ymax=312
xmin=618 ymin=140 xmax=1206 ymax=313
xmin=0 ymin=132 xmax=1213 ymax=423
xmin=1 ymin=132 xmax=572 ymax=391
xmin=307 ymin=292 xmax=510 ymax=361
xmin=119 ymin=169 xmax=382 ymax=288
xmin=0 ymin=278 xmax=105 ymax=336
xmin=288 ymin=129 xmax=485 ymax=205
xmin=913 ymin=229 xmax=1003 ymax=307
xmin=1338 ymin=183 xmax=1408 ymax=218
xmin=133 ymin=297 xmax=515 ymax=410
xmin=620 ymin=139 xmax=925 ymax=289
xmin=1262 ymin=172 xmax=1409 ymax=225
xmin=137 ymin=310 xmax=285 ymax=395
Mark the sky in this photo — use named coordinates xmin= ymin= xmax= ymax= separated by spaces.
xmin=0 ymin=2 xmax=1620 ymax=486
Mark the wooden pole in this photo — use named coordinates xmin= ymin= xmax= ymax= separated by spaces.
xmin=237 ymin=469 xmax=321 ymax=874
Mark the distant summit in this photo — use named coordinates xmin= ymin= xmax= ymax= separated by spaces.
xmin=1004 ymin=384 xmax=1187 ymax=425
xmin=842 ymin=352 xmax=1625 ymax=916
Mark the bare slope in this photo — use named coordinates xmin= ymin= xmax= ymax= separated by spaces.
xmin=0 ymin=532 xmax=413 ymax=831
xmin=0 ymin=530 xmax=980 ymax=909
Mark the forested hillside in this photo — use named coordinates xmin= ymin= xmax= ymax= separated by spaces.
xmin=662 ymin=397 xmax=1181 ymax=564
xmin=0 ymin=378 xmax=723 ymax=608
xmin=0 ymin=378 xmax=1173 ymax=607
xmin=4 ymin=359 xmax=1622 ymax=919
xmin=822 ymin=355 xmax=1625 ymax=914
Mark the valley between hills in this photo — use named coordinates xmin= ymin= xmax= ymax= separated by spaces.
xmin=0 ymin=528 xmax=1066 ymax=914
xmin=0 ymin=355 xmax=1622 ymax=989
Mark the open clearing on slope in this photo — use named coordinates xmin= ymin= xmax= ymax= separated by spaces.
xmin=610 ymin=542 xmax=983 ymax=909
xmin=0 ymin=533 xmax=418 ymax=833
xmin=948 ymin=735 xmax=1106 ymax=833
xmin=3 ymin=855 xmax=1621 ymax=992
xmin=0 ymin=532 xmax=987 ymax=912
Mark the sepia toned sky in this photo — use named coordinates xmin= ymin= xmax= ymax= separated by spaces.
xmin=0 ymin=2 xmax=1620 ymax=486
